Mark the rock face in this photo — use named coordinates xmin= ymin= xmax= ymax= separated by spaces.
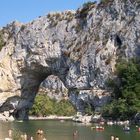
xmin=40 ymin=75 xmax=68 ymax=101
xmin=0 ymin=0 xmax=140 ymax=120
xmin=41 ymin=76 xmax=110 ymax=114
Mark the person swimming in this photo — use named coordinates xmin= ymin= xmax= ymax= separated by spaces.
xmin=111 ymin=135 xmax=115 ymax=140
xmin=36 ymin=129 xmax=44 ymax=135
xmin=73 ymin=130 xmax=78 ymax=136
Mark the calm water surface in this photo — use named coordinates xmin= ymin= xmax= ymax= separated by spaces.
xmin=0 ymin=120 xmax=140 ymax=140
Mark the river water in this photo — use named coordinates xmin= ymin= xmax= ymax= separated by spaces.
xmin=0 ymin=120 xmax=140 ymax=140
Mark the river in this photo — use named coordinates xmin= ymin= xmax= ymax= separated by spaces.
xmin=0 ymin=120 xmax=140 ymax=140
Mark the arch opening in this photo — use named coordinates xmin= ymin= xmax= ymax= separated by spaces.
xmin=28 ymin=75 xmax=77 ymax=118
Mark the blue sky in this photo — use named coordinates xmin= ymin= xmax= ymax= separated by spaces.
xmin=0 ymin=0 xmax=97 ymax=27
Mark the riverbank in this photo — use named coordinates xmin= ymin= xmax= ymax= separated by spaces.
xmin=28 ymin=115 xmax=131 ymax=126
xmin=29 ymin=115 xmax=73 ymax=120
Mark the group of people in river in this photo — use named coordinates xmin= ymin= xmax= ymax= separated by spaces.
xmin=4 ymin=125 xmax=140 ymax=140
xmin=110 ymin=136 xmax=120 ymax=140
xmin=6 ymin=129 xmax=47 ymax=140
xmin=5 ymin=129 xmax=79 ymax=140
xmin=110 ymin=126 xmax=140 ymax=140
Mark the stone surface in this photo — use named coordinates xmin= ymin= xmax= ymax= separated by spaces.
xmin=40 ymin=75 xmax=68 ymax=101
xmin=0 ymin=0 xmax=140 ymax=120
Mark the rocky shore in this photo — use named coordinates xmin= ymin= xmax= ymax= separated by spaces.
xmin=29 ymin=115 xmax=73 ymax=120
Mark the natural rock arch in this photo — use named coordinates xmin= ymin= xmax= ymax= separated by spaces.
xmin=0 ymin=0 xmax=139 ymax=120
xmin=0 ymin=43 xmax=69 ymax=120
xmin=0 ymin=19 xmax=113 ymax=120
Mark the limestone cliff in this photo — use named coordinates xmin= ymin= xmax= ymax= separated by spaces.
xmin=0 ymin=0 xmax=140 ymax=120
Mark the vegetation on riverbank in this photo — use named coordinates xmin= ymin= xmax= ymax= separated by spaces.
xmin=29 ymin=94 xmax=76 ymax=117
xmin=102 ymin=58 xmax=140 ymax=120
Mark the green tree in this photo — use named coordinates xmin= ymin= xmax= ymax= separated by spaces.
xmin=103 ymin=58 xmax=140 ymax=120
xmin=85 ymin=103 xmax=93 ymax=115
xmin=29 ymin=94 xmax=76 ymax=116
